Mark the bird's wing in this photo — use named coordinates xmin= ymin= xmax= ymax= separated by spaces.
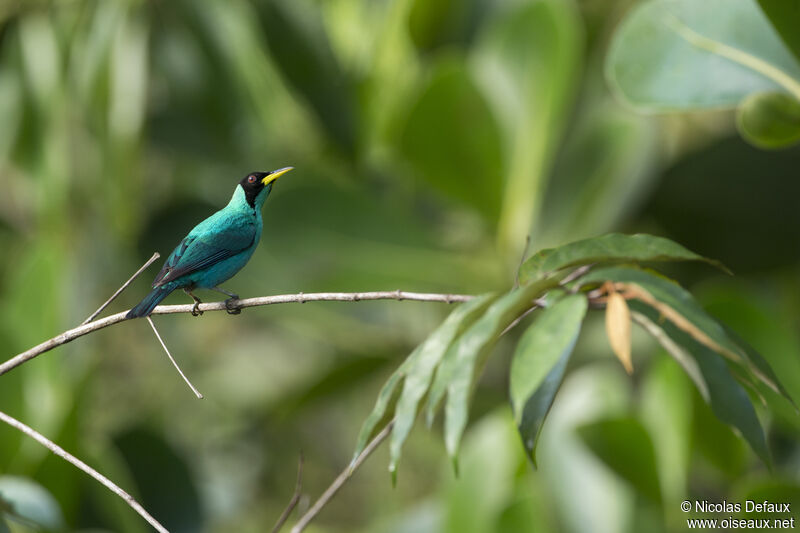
xmin=152 ymin=213 xmax=257 ymax=287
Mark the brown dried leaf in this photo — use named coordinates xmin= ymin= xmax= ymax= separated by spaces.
xmin=606 ymin=290 xmax=633 ymax=374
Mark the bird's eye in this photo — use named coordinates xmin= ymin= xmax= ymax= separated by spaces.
xmin=247 ymin=175 xmax=257 ymax=184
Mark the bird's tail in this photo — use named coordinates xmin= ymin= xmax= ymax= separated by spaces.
xmin=126 ymin=287 xmax=171 ymax=318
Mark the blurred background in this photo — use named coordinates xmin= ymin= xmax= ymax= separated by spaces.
xmin=1 ymin=0 xmax=799 ymax=531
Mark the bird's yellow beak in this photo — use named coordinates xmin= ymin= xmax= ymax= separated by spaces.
xmin=262 ymin=166 xmax=293 ymax=186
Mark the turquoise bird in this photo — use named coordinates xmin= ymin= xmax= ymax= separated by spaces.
xmin=126 ymin=167 xmax=293 ymax=318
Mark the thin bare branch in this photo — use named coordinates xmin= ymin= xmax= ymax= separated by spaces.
xmin=0 ymin=409 xmax=169 ymax=533
xmin=82 ymin=253 xmax=161 ymax=325
xmin=146 ymin=317 xmax=203 ymax=399
xmin=561 ymin=264 xmax=594 ymax=286
xmin=500 ymin=297 xmax=547 ymax=337
xmin=271 ymin=453 xmax=304 ymax=533
xmin=513 ymin=235 xmax=531 ymax=289
xmin=0 ymin=291 xmax=472 ymax=378
xmin=290 ymin=422 xmax=393 ymax=533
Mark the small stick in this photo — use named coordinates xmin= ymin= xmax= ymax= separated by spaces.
xmin=146 ymin=317 xmax=204 ymax=399
xmin=82 ymin=253 xmax=160 ymax=325
xmin=0 ymin=409 xmax=169 ymax=533
xmin=291 ymin=422 xmax=393 ymax=533
xmin=513 ymin=235 xmax=532 ymax=289
xmin=1 ymin=291 xmax=473 ymax=378
xmin=271 ymin=453 xmax=304 ymax=533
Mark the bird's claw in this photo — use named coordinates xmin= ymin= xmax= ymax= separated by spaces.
xmin=225 ymin=297 xmax=241 ymax=315
xmin=191 ymin=302 xmax=204 ymax=317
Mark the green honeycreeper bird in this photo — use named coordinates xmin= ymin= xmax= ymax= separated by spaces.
xmin=126 ymin=167 xmax=293 ymax=318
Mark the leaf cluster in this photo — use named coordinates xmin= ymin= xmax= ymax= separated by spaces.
xmin=354 ymin=233 xmax=795 ymax=477
xmin=606 ymin=0 xmax=800 ymax=149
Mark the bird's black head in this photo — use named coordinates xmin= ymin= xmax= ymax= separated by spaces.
xmin=239 ymin=167 xmax=293 ymax=208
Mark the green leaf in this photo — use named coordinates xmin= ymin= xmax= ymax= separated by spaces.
xmin=389 ymin=293 xmax=497 ymax=474
xmin=734 ymin=480 xmax=800 ymax=520
xmin=424 ymin=277 xmax=560 ymax=462
xmin=721 ymin=323 xmax=798 ymax=411
xmin=756 ymin=0 xmax=800 ymax=63
xmin=539 ymin=106 xmax=658 ymax=243
xmin=640 ymin=358 xmax=692 ymax=503
xmin=0 ymin=476 xmax=64 ymax=530
xmin=254 ymin=1 xmax=357 ymax=156
xmin=580 ymin=266 xmax=789 ymax=406
xmin=630 ymin=300 xmax=771 ymax=465
xmin=606 ymin=0 xmax=800 ymax=111
xmin=737 ymin=92 xmax=800 ymax=149
xmin=519 ymin=233 xmax=724 ymax=284
xmin=510 ymin=293 xmax=587 ymax=464
xmin=577 ymin=417 xmax=662 ymax=504
xmin=351 ymin=362 xmax=406 ymax=463
xmin=400 ymin=58 xmax=504 ymax=219
xmin=471 ymin=0 xmax=582 ymax=253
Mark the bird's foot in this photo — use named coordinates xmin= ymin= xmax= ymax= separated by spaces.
xmin=191 ymin=301 xmax=204 ymax=317
xmin=224 ymin=297 xmax=241 ymax=315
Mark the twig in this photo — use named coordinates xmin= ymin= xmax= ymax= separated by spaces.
xmin=271 ymin=453 xmax=304 ymax=533
xmin=513 ymin=235 xmax=531 ymax=289
xmin=81 ymin=253 xmax=161 ymax=325
xmin=290 ymin=422 xmax=393 ymax=533
xmin=146 ymin=317 xmax=203 ymax=399
xmin=1 ymin=291 xmax=473 ymax=378
xmin=561 ymin=264 xmax=593 ymax=286
xmin=500 ymin=297 xmax=547 ymax=337
xmin=0 ymin=409 xmax=169 ymax=533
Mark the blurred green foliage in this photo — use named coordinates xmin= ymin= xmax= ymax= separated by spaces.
xmin=0 ymin=0 xmax=799 ymax=532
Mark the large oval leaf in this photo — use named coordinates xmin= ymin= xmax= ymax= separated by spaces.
xmin=0 ymin=476 xmax=64 ymax=530
xmin=471 ymin=0 xmax=582 ymax=252
xmin=510 ymin=293 xmax=587 ymax=464
xmin=519 ymin=232 xmax=723 ymax=284
xmin=606 ymin=0 xmax=800 ymax=110
xmin=401 ymin=59 xmax=504 ymax=219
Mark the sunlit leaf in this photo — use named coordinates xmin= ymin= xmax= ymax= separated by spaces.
xmin=519 ymin=233 xmax=723 ymax=284
xmin=510 ymin=293 xmax=587 ymax=464
xmin=0 ymin=476 xmax=64 ymax=530
xmin=640 ymin=358 xmax=692 ymax=503
xmin=389 ymin=293 xmax=497 ymax=474
xmin=606 ymin=0 xmax=800 ymax=110
xmin=737 ymin=92 xmax=800 ymax=149
xmin=577 ymin=417 xmax=662 ymax=504
xmin=605 ymin=290 xmax=633 ymax=374
xmin=472 ymin=0 xmax=582 ymax=253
